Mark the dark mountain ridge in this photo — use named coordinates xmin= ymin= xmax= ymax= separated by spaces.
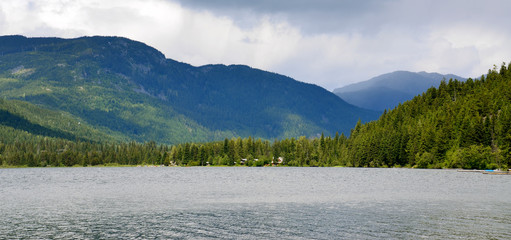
xmin=0 ymin=35 xmax=378 ymax=144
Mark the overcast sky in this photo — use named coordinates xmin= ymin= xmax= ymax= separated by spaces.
xmin=1 ymin=0 xmax=510 ymax=90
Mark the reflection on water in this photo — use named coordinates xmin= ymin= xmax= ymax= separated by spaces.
xmin=1 ymin=167 xmax=510 ymax=239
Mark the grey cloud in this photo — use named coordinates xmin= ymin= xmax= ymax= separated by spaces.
xmin=172 ymin=0 xmax=511 ymax=36
xmin=172 ymin=0 xmax=391 ymax=34
xmin=174 ymin=0 xmax=383 ymax=13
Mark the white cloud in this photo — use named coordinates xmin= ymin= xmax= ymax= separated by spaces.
xmin=0 ymin=0 xmax=510 ymax=90
xmin=429 ymin=23 xmax=511 ymax=77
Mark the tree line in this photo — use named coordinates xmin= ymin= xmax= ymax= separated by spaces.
xmin=0 ymin=134 xmax=346 ymax=167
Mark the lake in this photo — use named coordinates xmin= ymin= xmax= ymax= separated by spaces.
xmin=0 ymin=167 xmax=510 ymax=239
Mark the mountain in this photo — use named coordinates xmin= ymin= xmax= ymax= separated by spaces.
xmin=333 ymin=71 xmax=466 ymax=111
xmin=343 ymin=64 xmax=511 ymax=169
xmin=0 ymin=35 xmax=378 ymax=144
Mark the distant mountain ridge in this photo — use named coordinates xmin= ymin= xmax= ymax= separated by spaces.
xmin=0 ymin=35 xmax=378 ymax=144
xmin=333 ymin=71 xmax=466 ymax=111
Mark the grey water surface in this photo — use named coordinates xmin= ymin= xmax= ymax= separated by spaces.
xmin=0 ymin=167 xmax=509 ymax=239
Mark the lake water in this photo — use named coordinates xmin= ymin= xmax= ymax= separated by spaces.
xmin=0 ymin=167 xmax=510 ymax=239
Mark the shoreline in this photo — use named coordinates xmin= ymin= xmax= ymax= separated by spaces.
xmin=1 ymin=164 xmax=509 ymax=172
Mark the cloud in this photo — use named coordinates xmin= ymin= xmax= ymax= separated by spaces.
xmin=174 ymin=0 xmax=388 ymax=34
xmin=1 ymin=0 xmax=510 ymax=90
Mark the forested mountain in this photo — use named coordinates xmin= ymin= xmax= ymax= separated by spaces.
xmin=333 ymin=71 xmax=465 ymax=111
xmin=1 ymin=64 xmax=509 ymax=169
xmin=344 ymin=64 xmax=511 ymax=169
xmin=0 ymin=35 xmax=378 ymax=144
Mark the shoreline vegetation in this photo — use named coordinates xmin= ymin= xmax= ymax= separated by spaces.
xmin=1 ymin=64 xmax=511 ymax=170
xmin=0 ymin=130 xmax=509 ymax=170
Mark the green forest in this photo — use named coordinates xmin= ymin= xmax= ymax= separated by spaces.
xmin=1 ymin=63 xmax=510 ymax=169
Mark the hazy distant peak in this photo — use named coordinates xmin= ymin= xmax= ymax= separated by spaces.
xmin=333 ymin=70 xmax=466 ymax=111
xmin=334 ymin=71 xmax=465 ymax=94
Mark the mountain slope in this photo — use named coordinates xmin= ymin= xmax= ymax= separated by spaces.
xmin=333 ymin=71 xmax=465 ymax=111
xmin=0 ymin=98 xmax=121 ymax=143
xmin=0 ymin=35 xmax=378 ymax=144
